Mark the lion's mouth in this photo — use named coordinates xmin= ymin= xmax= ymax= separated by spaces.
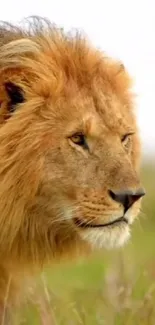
xmin=74 ymin=216 xmax=128 ymax=228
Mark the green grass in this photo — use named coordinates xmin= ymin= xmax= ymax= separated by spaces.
xmin=13 ymin=163 xmax=155 ymax=325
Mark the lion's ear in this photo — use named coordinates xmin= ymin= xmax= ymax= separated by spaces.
xmin=4 ymin=82 xmax=25 ymax=113
xmin=116 ymin=63 xmax=125 ymax=75
xmin=119 ymin=63 xmax=125 ymax=71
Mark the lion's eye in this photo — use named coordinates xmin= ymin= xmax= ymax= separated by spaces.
xmin=121 ymin=134 xmax=129 ymax=143
xmin=121 ymin=132 xmax=134 ymax=143
xmin=121 ymin=133 xmax=134 ymax=152
xmin=70 ymin=133 xmax=89 ymax=149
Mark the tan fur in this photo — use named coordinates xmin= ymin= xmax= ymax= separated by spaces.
xmin=0 ymin=16 xmax=144 ymax=322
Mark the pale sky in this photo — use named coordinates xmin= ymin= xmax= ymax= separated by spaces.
xmin=0 ymin=0 xmax=154 ymax=157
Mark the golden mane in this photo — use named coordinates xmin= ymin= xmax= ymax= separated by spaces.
xmin=0 ymin=16 xmax=131 ymax=97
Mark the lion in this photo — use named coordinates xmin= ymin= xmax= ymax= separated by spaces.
xmin=0 ymin=16 xmax=145 ymax=323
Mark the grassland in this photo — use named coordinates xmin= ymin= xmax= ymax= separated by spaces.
xmin=13 ymin=162 xmax=155 ymax=325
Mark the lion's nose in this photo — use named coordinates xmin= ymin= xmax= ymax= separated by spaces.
xmin=109 ymin=188 xmax=145 ymax=213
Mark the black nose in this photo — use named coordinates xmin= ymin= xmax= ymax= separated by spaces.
xmin=109 ymin=188 xmax=145 ymax=213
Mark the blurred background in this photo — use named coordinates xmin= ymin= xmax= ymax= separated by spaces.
xmin=1 ymin=1 xmax=155 ymax=324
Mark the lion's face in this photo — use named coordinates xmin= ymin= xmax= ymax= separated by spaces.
xmin=40 ymin=87 xmax=144 ymax=251
xmin=0 ymin=21 xmax=145 ymax=262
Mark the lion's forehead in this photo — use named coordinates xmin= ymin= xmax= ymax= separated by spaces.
xmin=55 ymin=88 xmax=135 ymax=137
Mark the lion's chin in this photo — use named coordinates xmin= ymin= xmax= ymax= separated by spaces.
xmin=79 ymin=223 xmax=130 ymax=250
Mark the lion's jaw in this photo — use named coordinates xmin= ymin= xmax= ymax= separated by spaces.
xmin=59 ymin=196 xmax=141 ymax=251
xmin=75 ymin=209 xmax=137 ymax=250
xmin=79 ymin=225 xmax=131 ymax=250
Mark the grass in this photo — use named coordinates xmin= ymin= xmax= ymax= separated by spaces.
xmin=12 ymin=162 xmax=155 ymax=325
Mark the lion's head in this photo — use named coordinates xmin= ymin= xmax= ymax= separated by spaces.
xmin=0 ymin=17 xmax=145 ymax=265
